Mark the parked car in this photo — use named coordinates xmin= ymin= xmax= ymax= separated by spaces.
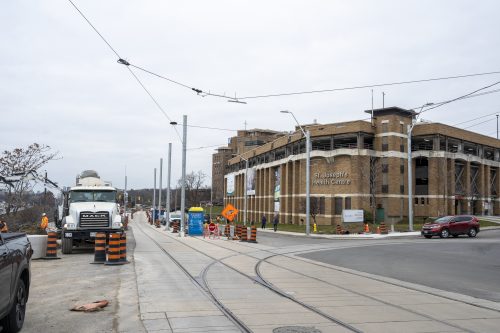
xmin=421 ymin=215 xmax=480 ymax=239
xmin=0 ymin=232 xmax=32 ymax=333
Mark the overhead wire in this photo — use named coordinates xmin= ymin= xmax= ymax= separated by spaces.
xmin=67 ymin=0 xmax=182 ymax=142
xmin=462 ymin=117 xmax=498 ymax=130
xmin=452 ymin=111 xmax=499 ymax=127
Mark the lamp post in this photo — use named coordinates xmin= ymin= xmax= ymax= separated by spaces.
xmin=164 ymin=143 xmax=172 ymax=231
xmin=280 ymin=110 xmax=311 ymax=236
xmin=170 ymin=116 xmax=188 ymax=237
xmin=407 ymin=103 xmax=433 ymax=232
xmin=239 ymin=157 xmax=249 ymax=226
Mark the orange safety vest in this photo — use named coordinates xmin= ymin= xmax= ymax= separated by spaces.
xmin=41 ymin=216 xmax=49 ymax=229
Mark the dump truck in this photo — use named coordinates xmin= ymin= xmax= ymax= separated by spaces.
xmin=57 ymin=170 xmax=123 ymax=254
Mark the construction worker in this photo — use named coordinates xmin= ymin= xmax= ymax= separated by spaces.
xmin=40 ymin=213 xmax=49 ymax=233
xmin=0 ymin=219 xmax=8 ymax=233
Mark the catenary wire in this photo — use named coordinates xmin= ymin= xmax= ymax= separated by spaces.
xmin=67 ymin=0 xmax=181 ymax=142
xmin=462 ymin=117 xmax=498 ymax=130
xmin=452 ymin=111 xmax=499 ymax=126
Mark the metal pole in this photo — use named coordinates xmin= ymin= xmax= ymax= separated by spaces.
xmin=305 ymin=130 xmax=311 ymax=236
xmin=180 ymin=115 xmax=187 ymax=237
xmin=209 ymin=186 xmax=213 ymax=221
xmin=124 ymin=174 xmax=127 ymax=212
xmin=244 ymin=159 xmax=248 ymax=226
xmin=407 ymin=123 xmax=414 ymax=232
xmin=159 ymin=158 xmax=163 ymax=222
xmin=153 ymin=168 xmax=157 ymax=222
xmin=165 ymin=143 xmax=172 ymax=231
xmin=497 ymin=114 xmax=499 ymax=139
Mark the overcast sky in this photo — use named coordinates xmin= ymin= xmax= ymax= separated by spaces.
xmin=1 ymin=0 xmax=500 ymax=191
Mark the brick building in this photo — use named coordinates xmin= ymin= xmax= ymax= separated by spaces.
xmin=223 ymin=107 xmax=500 ymax=226
xmin=211 ymin=129 xmax=284 ymax=203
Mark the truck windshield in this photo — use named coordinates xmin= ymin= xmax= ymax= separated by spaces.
xmin=70 ymin=191 xmax=116 ymax=203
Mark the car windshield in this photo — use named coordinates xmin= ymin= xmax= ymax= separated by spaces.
xmin=433 ymin=216 xmax=452 ymax=224
xmin=70 ymin=190 xmax=116 ymax=203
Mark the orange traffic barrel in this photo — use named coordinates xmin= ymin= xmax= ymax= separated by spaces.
xmin=380 ymin=222 xmax=387 ymax=234
xmin=224 ymin=224 xmax=230 ymax=236
xmin=236 ymin=225 xmax=242 ymax=239
xmin=248 ymin=225 xmax=257 ymax=243
xmin=172 ymin=221 xmax=179 ymax=233
xmin=43 ymin=231 xmax=60 ymax=260
xmin=105 ymin=233 xmax=123 ymax=265
xmin=91 ymin=232 xmax=107 ymax=264
xmin=240 ymin=226 xmax=248 ymax=242
xmin=119 ymin=232 xmax=129 ymax=263
xmin=336 ymin=224 xmax=342 ymax=234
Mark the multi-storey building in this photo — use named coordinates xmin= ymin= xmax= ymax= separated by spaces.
xmin=211 ymin=129 xmax=284 ymax=203
xmin=224 ymin=107 xmax=500 ymax=225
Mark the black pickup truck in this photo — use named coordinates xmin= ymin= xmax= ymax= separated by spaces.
xmin=0 ymin=233 xmax=32 ymax=333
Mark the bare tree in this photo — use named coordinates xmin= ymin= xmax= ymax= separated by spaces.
xmin=0 ymin=143 xmax=59 ymax=215
xmin=178 ymin=170 xmax=207 ymax=206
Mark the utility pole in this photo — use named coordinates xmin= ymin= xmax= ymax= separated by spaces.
xmin=497 ymin=114 xmax=499 ymax=139
xmin=165 ymin=143 xmax=172 ymax=231
xmin=159 ymin=158 xmax=163 ymax=219
xmin=382 ymin=92 xmax=385 ymax=108
xmin=153 ymin=168 xmax=157 ymax=222
xmin=180 ymin=115 xmax=187 ymax=237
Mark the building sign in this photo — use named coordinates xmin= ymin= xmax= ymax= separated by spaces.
xmin=313 ymin=171 xmax=351 ymax=186
xmin=246 ymin=167 xmax=256 ymax=195
xmin=226 ymin=174 xmax=235 ymax=196
xmin=274 ymin=167 xmax=280 ymax=202
xmin=342 ymin=209 xmax=364 ymax=223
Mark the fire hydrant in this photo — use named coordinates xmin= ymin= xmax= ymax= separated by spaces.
xmin=313 ymin=223 xmax=317 ymax=233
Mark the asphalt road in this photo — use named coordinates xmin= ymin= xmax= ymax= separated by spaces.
xmin=299 ymin=229 xmax=500 ymax=302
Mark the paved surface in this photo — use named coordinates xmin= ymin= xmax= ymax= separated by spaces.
xmin=300 ymin=229 xmax=500 ymax=302
xmin=21 ymin=212 xmax=500 ymax=332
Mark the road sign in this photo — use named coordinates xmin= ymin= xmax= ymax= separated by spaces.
xmin=221 ymin=204 xmax=239 ymax=221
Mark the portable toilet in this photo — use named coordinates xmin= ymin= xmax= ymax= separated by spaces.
xmin=188 ymin=207 xmax=204 ymax=236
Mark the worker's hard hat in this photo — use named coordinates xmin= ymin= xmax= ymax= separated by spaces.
xmin=42 ymin=213 xmax=46 ymax=216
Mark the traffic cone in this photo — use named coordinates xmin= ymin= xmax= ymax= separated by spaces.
xmin=364 ymin=223 xmax=370 ymax=233
xmin=376 ymin=226 xmax=381 ymax=234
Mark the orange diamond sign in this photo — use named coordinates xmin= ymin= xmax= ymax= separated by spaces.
xmin=221 ymin=204 xmax=239 ymax=222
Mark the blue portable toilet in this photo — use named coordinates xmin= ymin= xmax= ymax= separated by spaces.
xmin=188 ymin=207 xmax=204 ymax=236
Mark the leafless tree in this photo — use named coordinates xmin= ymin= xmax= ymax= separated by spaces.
xmin=0 ymin=143 xmax=59 ymax=215
xmin=178 ymin=170 xmax=208 ymax=206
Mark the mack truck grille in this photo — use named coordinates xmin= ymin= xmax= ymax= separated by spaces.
xmin=79 ymin=211 xmax=110 ymax=228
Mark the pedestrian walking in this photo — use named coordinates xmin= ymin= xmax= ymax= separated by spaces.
xmin=273 ymin=213 xmax=279 ymax=232
xmin=261 ymin=214 xmax=267 ymax=229
xmin=40 ymin=212 xmax=49 ymax=233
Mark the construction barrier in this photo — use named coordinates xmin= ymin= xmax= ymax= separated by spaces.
xmin=43 ymin=231 xmax=60 ymax=260
xmin=172 ymin=221 xmax=179 ymax=233
xmin=248 ymin=225 xmax=257 ymax=243
xmin=91 ymin=232 xmax=107 ymax=264
xmin=224 ymin=224 xmax=230 ymax=237
xmin=336 ymin=224 xmax=342 ymax=235
xmin=105 ymin=233 xmax=123 ymax=265
xmin=120 ymin=232 xmax=129 ymax=263
xmin=364 ymin=223 xmax=370 ymax=233
xmin=240 ymin=226 xmax=248 ymax=242
xmin=380 ymin=222 xmax=388 ymax=234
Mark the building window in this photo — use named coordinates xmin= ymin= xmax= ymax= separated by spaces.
xmin=345 ymin=197 xmax=351 ymax=210
xmin=414 ymin=197 xmax=419 ymax=205
xmin=400 ymin=185 xmax=404 ymax=194
xmin=400 ymin=123 xmax=404 ymax=133
xmin=400 ymin=137 xmax=405 ymax=152
xmin=334 ymin=197 xmax=343 ymax=215
xmin=421 ymin=197 xmax=425 ymax=205
xmin=382 ymin=185 xmax=389 ymax=193
xmin=382 ymin=157 xmax=388 ymax=173
xmin=382 ymin=122 xmax=388 ymax=133
xmin=382 ymin=136 xmax=388 ymax=151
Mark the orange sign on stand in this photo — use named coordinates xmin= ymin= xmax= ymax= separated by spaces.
xmin=221 ymin=204 xmax=239 ymax=222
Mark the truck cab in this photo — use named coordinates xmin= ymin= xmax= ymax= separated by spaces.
xmin=60 ymin=170 xmax=123 ymax=254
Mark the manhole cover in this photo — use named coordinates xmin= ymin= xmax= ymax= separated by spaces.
xmin=273 ymin=326 xmax=321 ymax=333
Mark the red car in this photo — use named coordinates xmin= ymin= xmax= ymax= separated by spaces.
xmin=421 ymin=215 xmax=480 ymax=239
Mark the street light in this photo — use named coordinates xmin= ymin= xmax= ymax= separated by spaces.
xmin=407 ymin=103 xmax=433 ymax=232
xmin=239 ymin=156 xmax=249 ymax=226
xmin=171 ymin=116 xmax=188 ymax=236
xmin=280 ymin=110 xmax=311 ymax=236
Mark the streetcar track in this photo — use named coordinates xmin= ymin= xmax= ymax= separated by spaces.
xmin=139 ymin=220 xmax=499 ymax=333
xmin=139 ymin=222 xmax=362 ymax=332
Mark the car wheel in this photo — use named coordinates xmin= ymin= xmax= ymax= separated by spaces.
xmin=1 ymin=279 xmax=27 ymax=333
xmin=468 ymin=228 xmax=477 ymax=238
xmin=439 ymin=229 xmax=449 ymax=238
xmin=424 ymin=235 xmax=432 ymax=239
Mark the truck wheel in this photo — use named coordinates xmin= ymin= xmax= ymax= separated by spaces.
xmin=1 ymin=279 xmax=27 ymax=333
xmin=62 ymin=235 xmax=73 ymax=254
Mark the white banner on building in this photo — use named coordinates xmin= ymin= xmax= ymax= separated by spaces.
xmin=342 ymin=209 xmax=364 ymax=223
xmin=226 ymin=173 xmax=235 ymax=196
xmin=246 ymin=167 xmax=256 ymax=195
